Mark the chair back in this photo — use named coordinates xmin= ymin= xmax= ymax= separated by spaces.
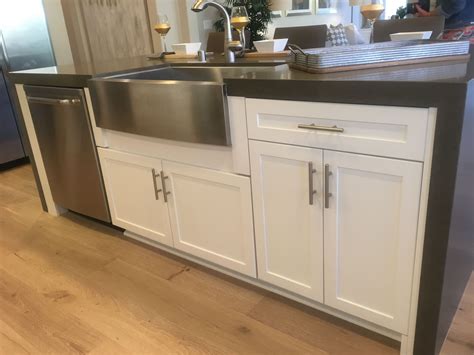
xmin=373 ymin=16 xmax=445 ymax=42
xmin=274 ymin=25 xmax=327 ymax=49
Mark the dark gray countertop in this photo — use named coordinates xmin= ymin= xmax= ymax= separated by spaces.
xmin=9 ymin=48 xmax=474 ymax=88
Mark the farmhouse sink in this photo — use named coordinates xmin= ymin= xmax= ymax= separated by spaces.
xmin=89 ymin=65 xmax=277 ymax=146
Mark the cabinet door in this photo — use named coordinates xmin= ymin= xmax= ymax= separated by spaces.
xmin=98 ymin=149 xmax=173 ymax=246
xmin=250 ymin=141 xmax=324 ymax=302
xmin=162 ymin=161 xmax=256 ymax=277
xmin=323 ymin=150 xmax=423 ymax=333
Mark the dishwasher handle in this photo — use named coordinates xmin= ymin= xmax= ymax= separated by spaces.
xmin=27 ymin=96 xmax=81 ymax=106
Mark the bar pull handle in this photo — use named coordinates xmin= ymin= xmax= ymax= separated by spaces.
xmin=160 ymin=170 xmax=171 ymax=203
xmin=298 ymin=123 xmax=344 ymax=133
xmin=151 ymin=168 xmax=162 ymax=200
xmin=308 ymin=162 xmax=317 ymax=205
xmin=324 ymin=164 xmax=332 ymax=209
xmin=27 ymin=97 xmax=81 ymax=105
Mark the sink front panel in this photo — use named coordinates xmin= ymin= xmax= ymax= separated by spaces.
xmin=89 ymin=79 xmax=230 ymax=146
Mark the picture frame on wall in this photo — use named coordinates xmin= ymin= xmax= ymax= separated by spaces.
xmin=286 ymin=0 xmax=313 ymax=16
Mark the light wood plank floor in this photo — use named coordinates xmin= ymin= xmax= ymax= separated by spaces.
xmin=0 ymin=164 xmax=467 ymax=354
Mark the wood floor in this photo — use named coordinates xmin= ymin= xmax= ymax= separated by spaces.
xmin=440 ymin=272 xmax=474 ymax=355
xmin=0 ymin=164 xmax=468 ymax=354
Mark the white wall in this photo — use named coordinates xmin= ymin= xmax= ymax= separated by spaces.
xmin=186 ymin=0 xmax=222 ymax=48
xmin=43 ymin=0 xmax=74 ymax=65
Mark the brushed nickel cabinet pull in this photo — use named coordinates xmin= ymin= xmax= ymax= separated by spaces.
xmin=298 ymin=123 xmax=344 ymax=133
xmin=151 ymin=168 xmax=161 ymax=200
xmin=324 ymin=164 xmax=332 ymax=209
xmin=308 ymin=162 xmax=317 ymax=205
xmin=160 ymin=171 xmax=171 ymax=203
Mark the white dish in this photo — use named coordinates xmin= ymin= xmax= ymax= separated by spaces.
xmin=390 ymin=31 xmax=433 ymax=41
xmin=254 ymin=38 xmax=288 ymax=53
xmin=172 ymin=42 xmax=202 ymax=55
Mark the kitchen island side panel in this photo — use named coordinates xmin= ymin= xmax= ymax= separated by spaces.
xmin=414 ymin=83 xmax=470 ymax=355
xmin=435 ymin=81 xmax=474 ymax=354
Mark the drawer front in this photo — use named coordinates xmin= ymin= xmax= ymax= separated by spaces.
xmin=246 ymin=99 xmax=429 ymax=161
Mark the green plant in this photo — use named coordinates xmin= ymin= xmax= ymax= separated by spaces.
xmin=213 ymin=0 xmax=272 ymax=48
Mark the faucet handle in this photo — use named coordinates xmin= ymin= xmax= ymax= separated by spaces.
xmin=197 ymin=50 xmax=206 ymax=62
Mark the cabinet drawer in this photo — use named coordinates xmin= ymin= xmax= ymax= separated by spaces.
xmin=246 ymin=99 xmax=429 ymax=161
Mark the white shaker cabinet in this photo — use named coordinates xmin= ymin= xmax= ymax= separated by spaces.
xmin=323 ymin=150 xmax=423 ymax=333
xmin=98 ymin=149 xmax=257 ymax=277
xmin=250 ymin=141 xmax=324 ymax=302
xmin=161 ymin=161 xmax=256 ymax=277
xmin=98 ymin=148 xmax=173 ymax=246
xmin=249 ymin=142 xmax=424 ymax=333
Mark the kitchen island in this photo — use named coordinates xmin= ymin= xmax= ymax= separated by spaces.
xmin=10 ymin=52 xmax=473 ymax=355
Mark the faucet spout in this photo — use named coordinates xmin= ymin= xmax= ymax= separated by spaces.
xmin=191 ymin=0 xmax=206 ymax=11
xmin=191 ymin=0 xmax=236 ymax=63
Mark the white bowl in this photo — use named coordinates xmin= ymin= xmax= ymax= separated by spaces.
xmin=254 ymin=38 xmax=288 ymax=53
xmin=172 ymin=42 xmax=202 ymax=55
xmin=390 ymin=31 xmax=432 ymax=41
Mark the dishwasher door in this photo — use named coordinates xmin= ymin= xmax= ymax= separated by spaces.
xmin=25 ymin=85 xmax=110 ymax=222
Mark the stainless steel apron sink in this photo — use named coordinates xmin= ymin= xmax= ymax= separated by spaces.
xmin=89 ymin=66 xmax=275 ymax=146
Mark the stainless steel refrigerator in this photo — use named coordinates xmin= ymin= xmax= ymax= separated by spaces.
xmin=0 ymin=0 xmax=56 ymax=165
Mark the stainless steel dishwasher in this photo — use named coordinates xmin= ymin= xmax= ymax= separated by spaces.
xmin=25 ymin=85 xmax=110 ymax=222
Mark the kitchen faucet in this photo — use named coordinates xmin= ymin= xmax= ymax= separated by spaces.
xmin=191 ymin=0 xmax=242 ymax=63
